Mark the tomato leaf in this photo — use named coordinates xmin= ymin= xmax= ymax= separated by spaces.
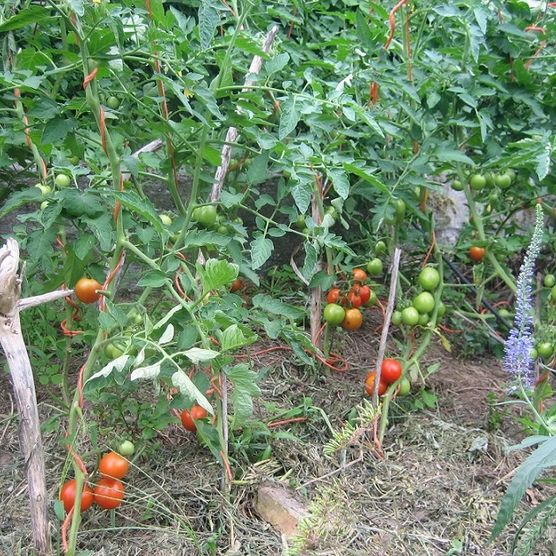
xmin=0 ymin=6 xmax=53 ymax=32
xmin=172 ymin=370 xmax=213 ymax=414
xmin=279 ymin=96 xmax=300 ymax=139
xmin=252 ymin=294 xmax=305 ymax=320
xmin=250 ymin=236 xmax=273 ymax=270
xmin=226 ymin=364 xmax=260 ymax=427
xmin=130 ymin=363 xmax=161 ymax=381
xmin=200 ymin=258 xmax=239 ymax=292
xmin=182 ymin=347 xmax=219 ymax=364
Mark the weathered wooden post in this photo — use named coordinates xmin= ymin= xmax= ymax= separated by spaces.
xmin=0 ymin=238 xmax=73 ymax=555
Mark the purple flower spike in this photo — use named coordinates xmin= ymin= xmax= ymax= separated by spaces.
xmin=503 ymin=204 xmax=543 ymax=389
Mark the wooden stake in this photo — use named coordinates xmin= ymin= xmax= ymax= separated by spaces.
xmin=0 ymin=239 xmax=72 ymax=555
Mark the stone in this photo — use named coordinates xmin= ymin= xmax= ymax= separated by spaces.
xmin=255 ymin=481 xmax=309 ymax=537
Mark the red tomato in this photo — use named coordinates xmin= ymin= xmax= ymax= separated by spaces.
xmin=359 ymin=285 xmax=371 ymax=305
xmin=327 ymin=287 xmax=341 ymax=304
xmin=230 ymin=278 xmax=243 ymax=292
xmin=98 ymin=451 xmax=129 ymax=480
xmin=347 ymin=291 xmax=362 ymax=308
xmin=180 ymin=405 xmax=208 ymax=432
xmin=469 ymin=246 xmax=485 ymax=263
xmin=94 ymin=478 xmax=125 ymax=510
xmin=381 ymin=358 xmax=402 ymax=384
xmin=60 ymin=480 xmax=94 ymax=513
xmin=364 ymin=372 xmax=387 ymax=396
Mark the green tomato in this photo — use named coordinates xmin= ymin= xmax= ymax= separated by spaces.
xmin=544 ymin=274 xmax=556 ymax=288
xmin=295 ymin=215 xmax=305 ymax=229
xmin=484 ymin=173 xmax=495 ymax=188
xmin=69 ymin=155 xmax=80 ymax=165
xmin=367 ymin=290 xmax=378 ymax=306
xmin=469 ymin=174 xmax=486 ymax=191
xmin=530 ymin=348 xmax=538 ymax=360
xmin=160 ymin=214 xmax=172 ymax=226
xmin=323 ymin=303 xmax=345 ymax=326
xmin=398 ymin=378 xmax=411 ymax=396
xmin=537 ymin=342 xmax=554 ymax=359
xmin=506 ymin=170 xmax=516 ymax=183
xmin=217 ymin=225 xmax=229 ymax=234
xmin=551 ymin=285 xmax=556 ymax=302
xmin=401 ymin=306 xmax=420 ymax=326
xmin=118 ymin=440 xmax=135 ymax=457
xmin=192 ymin=205 xmax=217 ymax=228
xmin=498 ymin=308 xmax=512 ymax=320
xmin=393 ymin=199 xmax=406 ymax=221
xmin=413 ymin=292 xmax=435 ymax=314
xmin=105 ymin=343 xmax=125 ymax=359
xmin=233 ymin=217 xmax=243 ymax=225
xmin=418 ymin=266 xmax=440 ymax=291
xmin=55 ymin=174 xmax=71 ymax=188
xmin=375 ymin=240 xmax=387 ymax=255
xmin=391 ymin=310 xmax=402 ymax=326
xmin=452 ymin=180 xmax=463 ymax=191
xmin=437 ymin=301 xmax=446 ymax=317
xmin=494 ymin=173 xmax=512 ymax=189
xmin=418 ymin=313 xmax=430 ymax=326
xmin=325 ymin=206 xmax=337 ymax=218
xmin=35 ymin=184 xmax=51 ymax=195
xmin=107 ymin=96 xmax=120 ymax=109
xmin=367 ymin=258 xmax=383 ymax=276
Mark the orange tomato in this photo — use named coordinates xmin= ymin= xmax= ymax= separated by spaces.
xmin=352 ymin=268 xmax=368 ymax=282
xmin=342 ymin=308 xmax=363 ymax=331
xmin=74 ymin=277 xmax=102 ymax=304
xmin=180 ymin=405 xmax=208 ymax=432
xmin=347 ymin=291 xmax=362 ymax=308
xmin=359 ymin=285 xmax=371 ymax=305
xmin=230 ymin=278 xmax=243 ymax=292
xmin=364 ymin=372 xmax=387 ymax=396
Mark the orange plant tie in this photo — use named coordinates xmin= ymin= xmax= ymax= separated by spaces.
xmin=61 ymin=507 xmax=74 ymax=554
xmin=99 ymin=105 xmax=107 ymax=154
xmin=82 ymin=67 xmax=98 ymax=89
xmin=384 ymin=0 xmax=409 ymax=50
xmin=267 ymin=417 xmax=307 ymax=428
xmin=220 ymin=450 xmax=233 ymax=481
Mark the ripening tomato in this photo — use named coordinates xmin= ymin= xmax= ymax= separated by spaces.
xmin=347 ymin=291 xmax=362 ymax=308
xmin=352 ymin=268 xmax=368 ymax=282
xmin=327 ymin=288 xmax=341 ymax=304
xmin=74 ymin=277 xmax=102 ymax=304
xmin=364 ymin=372 xmax=387 ymax=396
xmin=342 ymin=308 xmax=363 ymax=331
xmin=191 ymin=405 xmax=208 ymax=420
xmin=359 ymin=285 xmax=371 ymax=305
xmin=98 ymin=451 xmax=129 ymax=480
xmin=469 ymin=246 xmax=485 ymax=263
xmin=60 ymin=480 xmax=94 ymax=513
xmin=230 ymin=278 xmax=243 ymax=292
xmin=94 ymin=478 xmax=125 ymax=510
xmin=381 ymin=358 xmax=403 ymax=384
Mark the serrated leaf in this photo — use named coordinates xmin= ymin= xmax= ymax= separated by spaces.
xmin=220 ymin=324 xmax=255 ymax=352
xmin=252 ymin=293 xmax=305 ymax=320
xmin=291 ymin=180 xmax=313 ymax=214
xmin=0 ymin=188 xmax=41 ymax=218
xmin=227 ymin=364 xmax=260 ymax=426
xmin=172 ymin=370 xmax=213 ymax=414
xmin=153 ymin=305 xmax=183 ymax=331
xmin=183 ymin=230 xmax=231 ymax=248
xmin=113 ymin=191 xmax=163 ymax=234
xmin=327 ymin=168 xmax=350 ymax=199
xmin=344 ymin=163 xmax=388 ymax=193
xmin=130 ymin=363 xmax=161 ymax=381
xmin=201 ymin=258 xmax=239 ymax=291
xmin=265 ymin=53 xmax=290 ymax=75
xmin=250 ymin=236 xmax=273 ymax=270
xmin=137 ymin=270 xmax=169 ymax=288
xmin=436 ymin=149 xmax=475 ymax=165
xmin=536 ymin=143 xmax=551 ymax=181
xmin=279 ymin=96 xmax=300 ymax=139
xmin=247 ymin=152 xmax=269 ymax=185
xmin=183 ymin=347 xmax=219 ymax=363
xmin=301 ymin=242 xmax=318 ymax=280
xmin=41 ymin=118 xmax=76 ymax=144
xmin=198 ymin=3 xmax=220 ymax=49
xmin=0 ymin=6 xmax=53 ymax=32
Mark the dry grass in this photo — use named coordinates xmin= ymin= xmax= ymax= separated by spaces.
xmin=1 ymin=317 xmax=555 ymax=555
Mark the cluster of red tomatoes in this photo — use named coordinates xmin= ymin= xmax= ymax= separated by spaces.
xmin=59 ymin=443 xmax=134 ymax=514
xmin=323 ymin=266 xmax=380 ymax=331
xmin=364 ymin=358 xmax=410 ymax=398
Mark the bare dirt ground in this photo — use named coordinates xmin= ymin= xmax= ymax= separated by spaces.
xmin=1 ymin=312 xmax=555 ymax=555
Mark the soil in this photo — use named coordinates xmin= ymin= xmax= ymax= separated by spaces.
xmin=1 ymin=307 xmax=555 ymax=556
